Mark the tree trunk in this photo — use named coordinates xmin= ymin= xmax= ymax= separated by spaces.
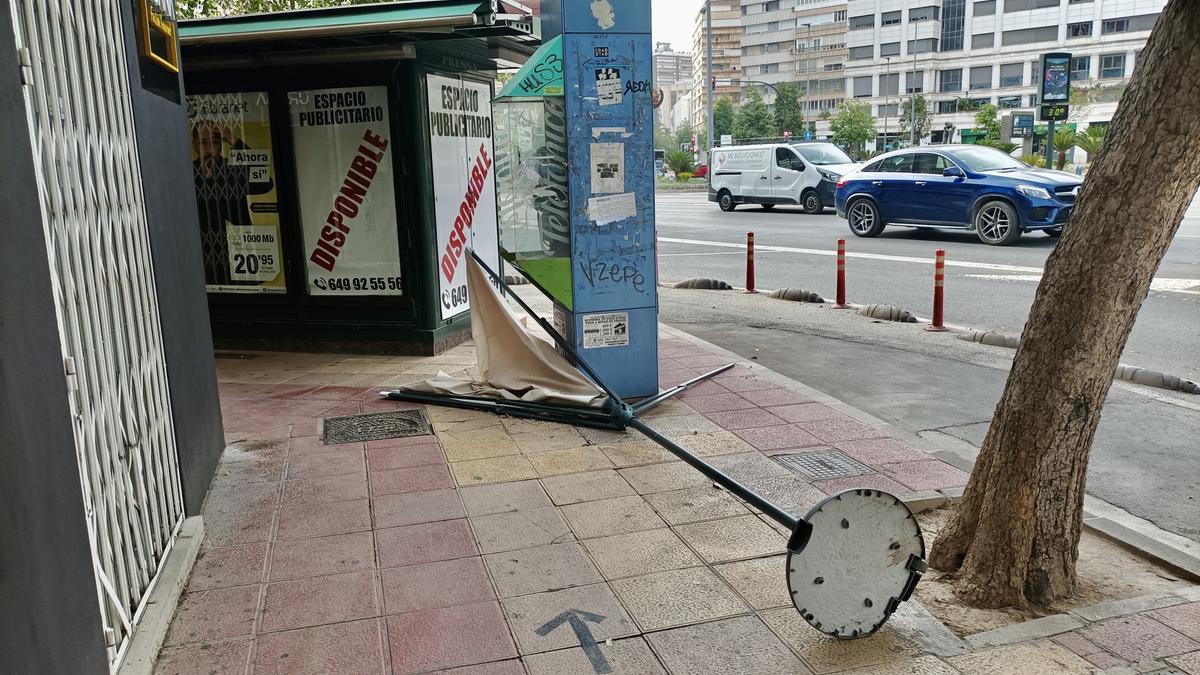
xmin=928 ymin=0 xmax=1200 ymax=608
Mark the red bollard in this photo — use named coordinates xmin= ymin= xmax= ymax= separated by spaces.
xmin=833 ymin=239 xmax=850 ymax=308
xmin=927 ymin=249 xmax=948 ymax=332
xmin=743 ymin=232 xmax=757 ymax=294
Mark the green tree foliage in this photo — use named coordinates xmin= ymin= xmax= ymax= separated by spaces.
xmin=976 ymin=139 xmax=1019 ymax=154
xmin=713 ymin=97 xmax=736 ymax=141
xmin=1053 ymin=128 xmax=1079 ymax=170
xmin=665 ymin=149 xmax=695 ymax=177
xmin=898 ymin=96 xmax=932 ymax=146
xmin=1074 ymin=124 xmax=1107 ymax=160
xmin=654 ymin=122 xmax=674 ymax=151
xmin=177 ymin=0 xmax=371 ymax=18
xmin=974 ymin=104 xmax=1002 ymax=141
xmin=772 ymin=83 xmax=805 ymax=136
xmin=732 ymin=89 xmax=777 ymax=141
xmin=674 ymin=121 xmax=696 ymax=151
xmin=829 ymin=101 xmax=876 ymax=155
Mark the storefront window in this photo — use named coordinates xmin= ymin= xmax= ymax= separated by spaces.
xmin=187 ymin=91 xmax=287 ymax=294
xmin=288 ymin=86 xmax=403 ymax=296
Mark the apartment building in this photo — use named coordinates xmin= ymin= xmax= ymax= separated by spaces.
xmin=842 ymin=0 xmax=1165 ymax=150
xmin=692 ymin=1 xmax=743 ymax=130
xmin=655 ymin=41 xmax=695 ymax=86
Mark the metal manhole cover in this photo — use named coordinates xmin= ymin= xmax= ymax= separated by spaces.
xmin=323 ymin=410 xmax=431 ymax=445
xmin=775 ymin=450 xmax=874 ymax=481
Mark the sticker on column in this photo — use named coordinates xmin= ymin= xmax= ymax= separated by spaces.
xmin=226 ymin=223 xmax=281 ymax=282
xmin=587 ymin=192 xmax=636 ymax=225
xmin=590 ymin=0 xmax=616 ymax=29
xmin=591 ymin=143 xmax=624 ymax=194
xmin=582 ymin=312 xmax=629 ymax=348
xmin=596 ymin=68 xmax=623 ymax=106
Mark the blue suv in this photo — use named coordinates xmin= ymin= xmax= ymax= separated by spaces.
xmin=834 ymin=145 xmax=1082 ymax=245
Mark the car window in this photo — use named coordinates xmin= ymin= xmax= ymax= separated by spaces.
xmin=878 ymin=154 xmax=913 ymax=173
xmin=912 ymin=153 xmax=951 ymax=175
xmin=775 ymin=148 xmax=803 ymax=171
xmin=861 ymin=159 xmax=884 ymax=173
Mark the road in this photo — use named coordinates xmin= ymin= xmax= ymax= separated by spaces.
xmin=654 ymin=191 xmax=1200 ymax=543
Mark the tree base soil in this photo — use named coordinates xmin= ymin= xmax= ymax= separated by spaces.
xmin=915 ymin=507 xmax=1192 ymax=636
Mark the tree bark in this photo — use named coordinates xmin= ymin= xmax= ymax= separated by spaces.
xmin=928 ymin=0 xmax=1200 ymax=608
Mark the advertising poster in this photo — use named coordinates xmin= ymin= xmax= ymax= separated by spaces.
xmin=428 ymin=74 xmax=501 ymax=319
xmin=187 ymin=91 xmax=287 ymax=294
xmin=290 ymin=86 xmax=402 ymax=296
xmin=1041 ymin=53 xmax=1071 ymax=103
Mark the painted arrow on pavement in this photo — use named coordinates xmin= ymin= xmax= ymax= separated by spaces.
xmin=535 ymin=609 xmax=611 ymax=673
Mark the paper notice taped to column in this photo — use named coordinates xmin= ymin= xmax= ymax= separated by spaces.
xmin=587 ymin=192 xmax=636 ymax=225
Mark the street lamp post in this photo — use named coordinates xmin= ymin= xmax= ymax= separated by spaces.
xmin=800 ymin=23 xmax=811 ymax=138
xmin=706 ymin=0 xmax=714 ymax=156
xmin=883 ymin=56 xmax=891 ymax=151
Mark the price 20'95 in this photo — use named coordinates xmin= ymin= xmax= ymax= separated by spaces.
xmin=233 ymin=253 xmax=274 ymax=274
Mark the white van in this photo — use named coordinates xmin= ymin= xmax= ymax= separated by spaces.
xmin=708 ymin=142 xmax=859 ymax=214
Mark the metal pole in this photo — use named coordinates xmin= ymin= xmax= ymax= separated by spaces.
xmin=706 ymin=0 xmax=714 ymax=154
xmin=883 ymin=57 xmax=891 ymax=150
xmin=911 ymin=22 xmax=918 ymax=146
xmin=1045 ymin=119 xmax=1056 ymax=169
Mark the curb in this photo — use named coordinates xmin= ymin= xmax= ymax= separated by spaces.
xmin=659 ymin=321 xmax=1200 ymax=583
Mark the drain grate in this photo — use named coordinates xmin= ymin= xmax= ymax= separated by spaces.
xmin=774 ymin=449 xmax=874 ymax=481
xmin=323 ymin=410 xmax=431 ymax=445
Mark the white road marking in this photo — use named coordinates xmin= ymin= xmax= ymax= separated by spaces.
xmin=658 ymin=236 xmax=1200 ymax=295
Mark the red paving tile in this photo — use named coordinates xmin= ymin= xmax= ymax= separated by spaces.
xmin=436 ymin=660 xmax=527 ymax=675
xmin=675 ymin=379 xmax=731 ymax=397
xmin=276 ymin=498 xmax=372 ymax=540
xmin=835 ymin=437 xmax=931 ymax=465
xmin=285 ymin=449 xmax=365 ymax=480
xmin=387 ymin=601 xmax=516 ymax=674
xmin=1053 ymin=632 xmax=1104 ymax=656
xmin=812 ymin=474 xmax=912 ymax=496
xmin=164 ymin=584 xmax=260 ymax=646
xmin=737 ymin=388 xmax=814 ymax=407
xmin=212 ymin=456 xmax=286 ymax=485
xmin=260 ymin=571 xmax=379 ymax=634
xmin=1080 ymin=614 xmax=1199 ymax=662
xmin=879 ymin=460 xmax=970 ymax=491
xmin=372 ymin=488 xmax=465 ymax=529
xmin=299 ymin=385 xmax=376 ymax=401
xmin=155 ymin=639 xmax=251 ymax=675
xmin=254 ymin=618 xmax=386 ymax=675
xmin=712 ymin=375 xmax=781 ymax=393
xmin=682 ymin=393 xmax=758 ymax=413
xmin=369 ymin=464 xmax=455 ymax=497
xmin=796 ymin=417 xmax=886 ymax=443
xmin=281 ymin=473 xmax=369 ymax=506
xmin=376 ymin=519 xmax=478 ymax=568
xmin=705 ymin=408 xmax=788 ymax=431
xmin=188 ymin=542 xmax=268 ymax=591
xmin=734 ymin=424 xmax=825 ymax=451
xmin=202 ymin=508 xmax=275 ymax=548
xmin=366 ymin=443 xmax=445 ymax=472
xmin=202 ymin=483 xmax=281 ymax=515
xmin=288 ymin=435 xmax=362 ymax=454
xmin=765 ymin=403 xmax=846 ymax=424
xmin=381 ymin=557 xmax=495 ymax=614
xmin=1084 ymin=651 xmax=1129 ymax=670
xmin=1149 ymin=602 xmax=1200 ymax=641
xmin=270 ymin=531 xmax=376 ymax=581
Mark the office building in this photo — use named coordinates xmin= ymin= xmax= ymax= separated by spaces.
xmin=692 ymin=1 xmax=743 ymax=130
xmin=841 ymin=0 xmax=1165 ymax=151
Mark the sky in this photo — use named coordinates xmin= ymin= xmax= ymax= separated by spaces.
xmin=651 ymin=0 xmax=705 ymax=53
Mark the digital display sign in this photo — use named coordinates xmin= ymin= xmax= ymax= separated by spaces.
xmin=1040 ymin=52 xmax=1071 ymax=104
xmin=1039 ymin=104 xmax=1069 ymax=122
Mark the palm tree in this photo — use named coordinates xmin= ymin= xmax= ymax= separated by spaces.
xmin=664 ymin=149 xmax=694 ymax=180
xmin=1074 ymin=125 xmax=1107 ymax=163
xmin=1053 ymin=128 xmax=1078 ymax=171
xmin=976 ymin=139 xmax=1019 ymax=154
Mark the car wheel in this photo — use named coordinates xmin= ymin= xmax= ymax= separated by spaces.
xmin=846 ymin=198 xmax=885 ymax=237
xmin=718 ymin=190 xmax=736 ymax=212
xmin=975 ymin=201 xmax=1022 ymax=245
xmin=762 ymin=204 xmax=775 ymax=210
xmin=1045 ymin=227 xmax=1062 ymax=238
xmin=802 ymin=190 xmax=823 ymax=214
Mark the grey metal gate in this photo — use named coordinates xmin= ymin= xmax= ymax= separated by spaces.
xmin=10 ymin=0 xmax=186 ymax=668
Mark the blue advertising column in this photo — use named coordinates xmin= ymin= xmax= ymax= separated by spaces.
xmin=544 ymin=1 xmax=659 ymax=398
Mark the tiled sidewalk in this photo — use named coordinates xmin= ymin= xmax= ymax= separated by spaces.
xmin=155 ymin=329 xmax=1200 ymax=675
